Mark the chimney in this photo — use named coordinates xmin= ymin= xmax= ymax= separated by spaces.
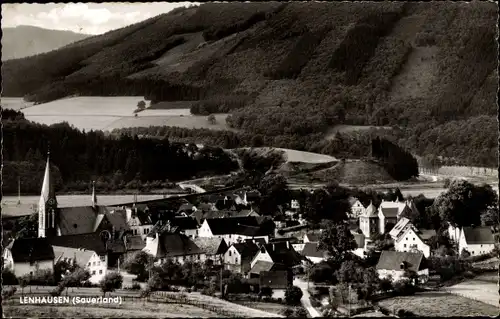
xmin=286 ymin=241 xmax=289 ymax=249
xmin=272 ymin=243 xmax=275 ymax=251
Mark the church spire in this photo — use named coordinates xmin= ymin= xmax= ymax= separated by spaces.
xmin=92 ymin=181 xmax=97 ymax=209
xmin=38 ymin=150 xmax=57 ymax=238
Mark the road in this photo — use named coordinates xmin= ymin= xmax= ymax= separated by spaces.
xmin=293 ymin=278 xmax=322 ymax=318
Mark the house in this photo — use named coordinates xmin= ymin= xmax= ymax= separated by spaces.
xmin=170 ymin=217 xmax=200 ymax=238
xmin=248 ymin=260 xmax=288 ymax=278
xmin=303 ymin=232 xmax=319 ymax=243
xmin=394 ymin=226 xmax=436 ymax=258
xmin=250 ymin=242 xmax=304 ymax=271
xmin=224 ymin=241 xmax=260 ymax=275
xmin=3 ymin=237 xmax=55 ymax=278
xmin=198 ymin=216 xmax=274 ymax=246
xmin=192 ymin=237 xmax=228 ymax=265
xmin=53 ymin=246 xmax=107 ymax=284
xmin=349 ymin=197 xmax=366 ymax=219
xmin=259 ymin=270 xmax=293 ymax=299
xmin=376 ymin=251 xmax=429 ymax=283
xmin=352 ymin=232 xmax=367 ymax=259
xmin=301 ymin=242 xmax=328 ymax=264
xmin=177 ymin=203 xmax=196 ymax=215
xmin=109 ymin=206 xmax=153 ymax=240
xmin=359 ymin=202 xmax=378 ymax=239
xmin=389 ymin=217 xmax=412 ymax=241
xmin=290 ymin=200 xmax=300 ymax=210
xmin=377 ymin=205 xmax=399 ymax=235
xmin=458 ymin=226 xmax=495 ymax=256
xmin=123 ymin=235 xmax=147 ymax=259
xmin=142 ymin=224 xmax=204 ymax=264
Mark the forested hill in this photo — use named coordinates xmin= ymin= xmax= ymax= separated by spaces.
xmin=2 ymin=2 xmax=498 ymax=167
xmin=1 ymin=25 xmax=89 ymax=60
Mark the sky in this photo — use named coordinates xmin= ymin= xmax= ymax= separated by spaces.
xmin=1 ymin=3 xmax=200 ymax=35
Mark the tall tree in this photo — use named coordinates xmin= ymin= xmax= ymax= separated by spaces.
xmin=318 ymin=221 xmax=357 ymax=260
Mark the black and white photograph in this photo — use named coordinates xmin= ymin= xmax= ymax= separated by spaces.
xmin=1 ymin=1 xmax=499 ymax=318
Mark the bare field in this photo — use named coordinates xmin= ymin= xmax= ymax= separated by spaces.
xmin=104 ymin=113 xmax=233 ymax=131
xmin=376 ymin=291 xmax=499 ymax=317
xmin=246 ymin=147 xmax=337 ymax=164
xmin=233 ymin=301 xmax=292 ymax=315
xmin=445 ymin=272 xmax=499 ymax=307
xmin=1 ymin=97 xmax=34 ymax=110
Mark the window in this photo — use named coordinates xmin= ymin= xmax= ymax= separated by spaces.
xmin=235 ymin=257 xmax=239 ymax=264
xmin=229 ymin=251 xmax=232 ymax=257
xmin=99 ymin=270 xmax=103 ymax=274
xmin=406 ymin=237 xmax=408 ymax=241
xmin=88 ymin=262 xmax=91 ymax=266
xmin=144 ymin=229 xmax=147 ymax=234
xmin=93 ymin=261 xmax=96 ymax=266
xmin=413 ymin=238 xmax=415 ymax=241
xmin=100 ymin=255 xmax=106 ymax=262
xmin=404 ymin=244 xmax=407 ymax=248
xmin=92 ymin=270 xmax=96 ymax=275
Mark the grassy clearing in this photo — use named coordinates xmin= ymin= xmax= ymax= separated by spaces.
xmin=1 ymin=97 xmax=34 ymax=110
xmin=248 ymin=147 xmax=337 ymax=164
xmin=377 ymin=291 xmax=499 ymax=317
xmin=445 ymin=272 xmax=499 ymax=307
xmin=233 ymin=301 xmax=293 ymax=315
xmin=325 ymin=125 xmax=392 ymax=140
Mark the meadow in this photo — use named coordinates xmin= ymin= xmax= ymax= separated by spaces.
xmin=445 ymin=272 xmax=499 ymax=307
xmin=1 ymin=97 xmax=34 ymax=110
xmin=376 ymin=291 xmax=499 ymax=317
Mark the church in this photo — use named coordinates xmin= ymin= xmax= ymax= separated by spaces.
xmin=35 ymin=152 xmax=146 ymax=267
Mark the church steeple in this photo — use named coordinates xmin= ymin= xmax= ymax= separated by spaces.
xmin=92 ymin=181 xmax=97 ymax=209
xmin=38 ymin=151 xmax=58 ymax=238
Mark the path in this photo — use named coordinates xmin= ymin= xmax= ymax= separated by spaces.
xmin=293 ymin=278 xmax=322 ymax=318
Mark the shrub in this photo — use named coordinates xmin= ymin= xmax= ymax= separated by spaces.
xmin=99 ymin=271 xmax=123 ymax=296
xmin=2 ymin=286 xmax=17 ymax=300
xmin=285 ymin=285 xmax=303 ymax=305
xmin=393 ymin=279 xmax=416 ymax=296
xmin=131 ymin=282 xmax=142 ymax=290
xmin=259 ymin=286 xmax=273 ymax=298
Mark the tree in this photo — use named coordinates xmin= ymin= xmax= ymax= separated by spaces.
xmin=207 ymin=114 xmax=216 ymax=125
xmin=285 ymin=285 xmax=303 ymax=305
xmin=431 ymin=180 xmax=498 ymax=228
xmin=18 ymin=275 xmax=29 ymax=297
xmin=481 ymin=207 xmax=499 ymax=226
xmin=137 ymin=100 xmax=146 ymax=110
xmin=63 ymin=268 xmax=91 ymax=288
xmin=99 ymin=271 xmax=123 ymax=297
xmin=2 ymin=268 xmax=18 ymax=285
xmin=318 ymin=221 xmax=357 ymax=260
xmin=12 ymin=213 xmax=38 ymax=239
xmin=259 ymin=286 xmax=273 ymax=299
xmin=123 ymin=251 xmax=151 ymax=282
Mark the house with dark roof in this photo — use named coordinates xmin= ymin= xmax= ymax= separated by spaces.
xmin=303 ymin=232 xmax=319 ymax=243
xmin=389 ymin=217 xmax=412 ymax=241
xmin=394 ymin=223 xmax=436 ymax=258
xmin=349 ymin=197 xmax=366 ymax=219
xmin=193 ymin=237 xmax=228 ymax=265
xmin=53 ymin=246 xmax=107 ymax=284
xmin=376 ymin=251 xmax=428 ymax=283
xmin=459 ymin=226 xmax=495 ymax=256
xmin=352 ymin=232 xmax=367 ymax=259
xmin=170 ymin=217 xmax=200 ymax=238
xmin=224 ymin=241 xmax=260 ymax=275
xmin=377 ymin=200 xmax=418 ymax=235
xmin=199 ymin=216 xmax=274 ymax=245
xmin=259 ymin=270 xmax=293 ymax=299
xmin=301 ymin=242 xmax=328 ymax=263
xmin=250 ymin=242 xmax=304 ymax=272
xmin=142 ymin=225 xmax=203 ymax=264
xmin=3 ymin=238 xmax=55 ymax=277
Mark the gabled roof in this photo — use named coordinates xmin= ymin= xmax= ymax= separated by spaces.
xmin=304 ymin=233 xmax=319 ymax=242
xmin=177 ymin=203 xmax=195 ymax=213
xmin=302 ymin=242 xmax=327 ymax=259
xmin=389 ymin=217 xmax=411 ymax=239
xmin=125 ymin=235 xmax=146 ymax=251
xmin=376 ymin=251 xmax=425 ymax=272
xmin=247 ymin=238 xmax=267 ymax=246
xmin=232 ymin=241 xmax=260 ymax=259
xmin=416 ymin=229 xmax=436 ymax=241
xmin=9 ymin=238 xmax=55 ymax=262
xmin=170 ymin=217 xmax=199 ymax=230
xmin=156 ymin=232 xmax=203 ymax=258
xmin=47 ymin=233 xmax=109 ymax=254
xmin=263 ymin=242 xmax=303 ymax=266
xmin=363 ymin=202 xmax=378 ymax=218
xmin=249 ymin=260 xmax=275 ymax=274
xmin=352 ymin=233 xmax=365 ymax=249
xmin=462 ymin=227 xmax=495 ymax=245
xmin=259 ymin=270 xmax=291 ymax=289
xmin=270 ymin=237 xmax=300 ymax=244
xmin=58 ymin=206 xmax=106 ymax=236
xmin=193 ymin=237 xmax=228 ymax=255
xmin=205 ymin=217 xmax=273 ymax=236
xmin=53 ymin=246 xmax=95 ymax=268
xmin=380 ymin=207 xmax=399 ymax=218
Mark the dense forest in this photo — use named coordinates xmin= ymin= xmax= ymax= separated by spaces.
xmin=2 ymin=110 xmax=238 ymax=194
xmin=2 ymin=2 xmax=497 ymax=168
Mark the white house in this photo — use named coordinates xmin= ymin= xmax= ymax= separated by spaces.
xmin=301 ymin=242 xmax=328 ymax=264
xmin=389 ymin=217 xmax=412 ymax=241
xmin=359 ymin=202 xmax=378 ymax=238
xmin=192 ymin=237 xmax=228 ymax=265
xmin=3 ymin=238 xmax=55 ymax=278
xmin=223 ymin=241 xmax=260 ymax=274
xmin=303 ymin=232 xmax=320 ymax=243
xmin=250 ymin=242 xmax=303 ymax=270
xmin=458 ymin=226 xmax=495 ymax=256
xmin=394 ymin=226 xmax=436 ymax=258
xmin=291 ymin=200 xmax=300 ymax=210
xmin=53 ymin=246 xmax=107 ymax=284
xmin=352 ymin=232 xmax=367 ymax=259
xmin=259 ymin=270 xmax=292 ymax=299
xmin=120 ymin=207 xmax=153 ymax=240
xmin=376 ymin=251 xmax=429 ymax=284
xmin=349 ymin=198 xmax=366 ymax=219
xmin=198 ymin=217 xmax=273 ymax=246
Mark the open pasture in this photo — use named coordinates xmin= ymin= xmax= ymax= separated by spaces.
xmin=445 ymin=272 xmax=499 ymax=307
xmin=1 ymin=97 xmax=35 ymax=110
xmin=376 ymin=291 xmax=499 ymax=317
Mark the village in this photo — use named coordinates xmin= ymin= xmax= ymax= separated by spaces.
xmin=2 ymin=153 xmax=499 ymax=318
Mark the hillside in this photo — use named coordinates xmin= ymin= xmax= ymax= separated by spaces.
xmin=2 ymin=2 xmax=497 ymax=167
xmin=1 ymin=25 xmax=89 ymax=60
